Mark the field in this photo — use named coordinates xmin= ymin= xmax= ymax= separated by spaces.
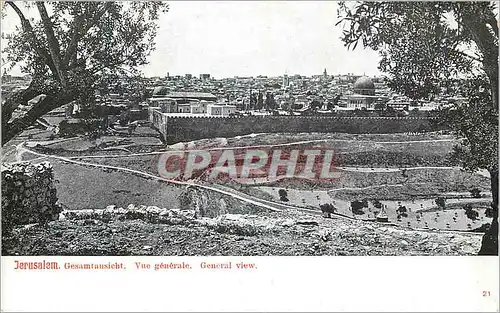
xmin=12 ymin=127 xmax=494 ymax=237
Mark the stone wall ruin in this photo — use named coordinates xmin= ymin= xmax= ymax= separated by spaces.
xmin=1 ymin=161 xmax=61 ymax=235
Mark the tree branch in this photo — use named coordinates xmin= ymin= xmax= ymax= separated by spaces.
xmin=453 ymin=49 xmax=483 ymax=63
xmin=1 ymin=79 xmax=41 ymax=126
xmin=5 ymin=1 xmax=60 ymax=80
xmin=62 ymin=14 xmax=84 ymax=69
xmin=63 ymin=2 xmax=113 ymax=69
xmin=2 ymin=91 xmax=77 ymax=145
xmin=36 ymin=1 xmax=67 ymax=88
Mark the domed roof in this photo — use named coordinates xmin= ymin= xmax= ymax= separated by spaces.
xmin=152 ymin=86 xmax=169 ymax=96
xmin=353 ymin=76 xmax=375 ymax=95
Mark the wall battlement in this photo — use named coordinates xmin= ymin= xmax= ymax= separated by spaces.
xmin=147 ymin=108 xmax=442 ymax=144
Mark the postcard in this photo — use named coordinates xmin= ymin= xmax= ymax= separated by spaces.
xmin=1 ymin=1 xmax=498 ymax=312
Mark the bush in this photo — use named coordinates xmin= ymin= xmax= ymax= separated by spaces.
xmin=396 ymin=205 xmax=407 ymax=214
xmin=351 ymin=200 xmax=367 ymax=215
xmin=178 ymin=189 xmax=193 ymax=210
xmin=462 ymin=204 xmax=480 ymax=220
xmin=435 ymin=197 xmax=446 ymax=209
xmin=373 ymin=200 xmax=383 ymax=209
xmin=320 ymin=203 xmax=337 ymax=214
xmin=485 ymin=207 xmax=494 ymax=218
xmin=278 ymin=189 xmax=289 ymax=202
xmin=398 ymin=212 xmax=408 ymax=218
xmin=470 ymin=188 xmax=482 ymax=198
xmin=212 ymin=220 xmax=259 ymax=236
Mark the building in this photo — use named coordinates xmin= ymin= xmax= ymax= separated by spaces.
xmin=386 ymin=98 xmax=410 ymax=111
xmin=343 ymin=76 xmax=383 ymax=109
xmin=162 ymin=91 xmax=217 ymax=104
xmin=206 ymin=104 xmax=236 ymax=116
xmin=151 ymin=86 xmax=169 ymax=97
xmin=147 ymin=97 xmax=178 ymax=113
xmin=282 ymin=75 xmax=290 ymax=89
xmin=190 ymin=101 xmax=209 ymax=114
xmin=345 ymin=94 xmax=373 ymax=109
xmin=322 ymin=68 xmax=330 ymax=81
xmin=353 ymin=76 xmax=376 ymax=96
xmin=177 ymin=103 xmax=192 ymax=113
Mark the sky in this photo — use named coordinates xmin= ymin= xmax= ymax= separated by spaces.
xmin=1 ymin=1 xmax=382 ymax=79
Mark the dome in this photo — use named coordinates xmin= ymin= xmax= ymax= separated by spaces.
xmin=152 ymin=86 xmax=169 ymax=96
xmin=353 ymin=76 xmax=375 ymax=95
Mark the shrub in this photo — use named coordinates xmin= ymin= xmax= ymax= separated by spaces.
xmin=470 ymin=188 xmax=482 ymax=198
xmin=396 ymin=206 xmax=407 ymax=214
xmin=320 ymin=203 xmax=337 ymax=214
xmin=351 ymin=200 xmax=366 ymax=215
xmin=58 ymin=118 xmax=104 ymax=138
xmin=435 ymin=197 xmax=446 ymax=209
xmin=373 ymin=200 xmax=383 ymax=209
xmin=211 ymin=219 xmax=260 ymax=236
xmin=463 ymin=204 xmax=479 ymax=220
xmin=278 ymin=189 xmax=289 ymax=202
xmin=178 ymin=190 xmax=193 ymax=210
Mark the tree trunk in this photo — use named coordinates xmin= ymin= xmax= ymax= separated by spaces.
xmin=458 ymin=4 xmax=499 ymax=256
xmin=2 ymin=91 xmax=77 ymax=145
xmin=478 ymin=167 xmax=498 ymax=255
xmin=2 ymin=84 xmax=41 ymax=126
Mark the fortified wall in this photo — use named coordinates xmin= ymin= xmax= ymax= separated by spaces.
xmin=148 ymin=108 xmax=442 ymax=144
xmin=1 ymin=162 xmax=61 ymax=235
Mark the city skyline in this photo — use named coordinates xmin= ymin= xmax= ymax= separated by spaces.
xmin=1 ymin=1 xmax=382 ymax=79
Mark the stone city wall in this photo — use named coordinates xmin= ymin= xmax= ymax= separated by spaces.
xmin=158 ymin=115 xmax=442 ymax=144
xmin=1 ymin=162 xmax=61 ymax=234
xmin=149 ymin=107 xmax=169 ymax=142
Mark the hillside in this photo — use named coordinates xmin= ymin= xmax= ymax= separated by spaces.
xmin=3 ymin=205 xmax=482 ymax=256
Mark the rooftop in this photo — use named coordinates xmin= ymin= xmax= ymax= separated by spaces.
xmin=165 ymin=92 xmax=217 ymax=99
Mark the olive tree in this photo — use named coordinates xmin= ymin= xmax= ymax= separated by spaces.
xmin=337 ymin=1 xmax=498 ymax=254
xmin=2 ymin=1 xmax=168 ymax=144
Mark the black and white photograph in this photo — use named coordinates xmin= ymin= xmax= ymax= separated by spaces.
xmin=1 ymin=1 xmax=498 ymax=259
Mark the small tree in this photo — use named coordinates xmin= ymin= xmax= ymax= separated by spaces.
xmin=374 ymin=102 xmax=386 ymax=111
xmin=351 ymin=200 xmax=366 ymax=215
xmin=257 ymin=92 xmax=264 ymax=110
xmin=435 ymin=197 xmax=446 ymax=209
xmin=178 ymin=189 xmax=193 ymax=210
xmin=470 ymin=188 xmax=482 ymax=198
xmin=464 ymin=204 xmax=480 ymax=221
xmin=320 ymin=203 xmax=337 ymax=218
xmin=396 ymin=205 xmax=408 ymax=218
xmin=278 ymin=189 xmax=289 ymax=202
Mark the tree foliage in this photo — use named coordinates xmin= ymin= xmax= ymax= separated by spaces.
xmin=351 ymin=199 xmax=368 ymax=215
xmin=337 ymin=2 xmax=498 ymax=101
